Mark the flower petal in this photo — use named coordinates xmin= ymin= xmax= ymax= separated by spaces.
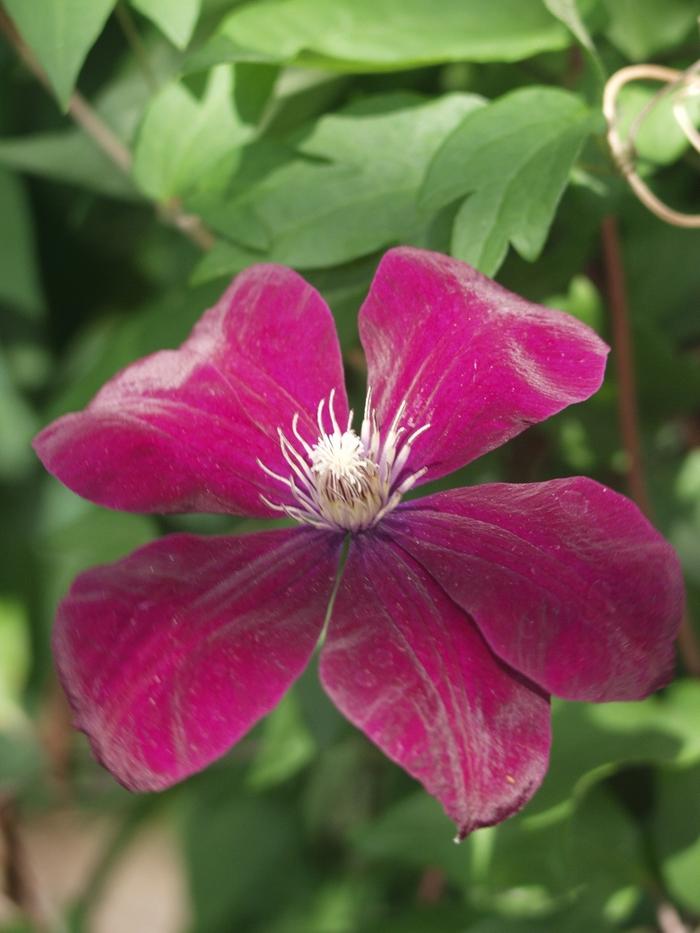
xmin=387 ymin=479 xmax=683 ymax=702
xmin=54 ymin=527 xmax=342 ymax=790
xmin=34 ymin=266 xmax=347 ymax=516
xmin=320 ymin=534 xmax=551 ymax=836
xmin=359 ymin=247 xmax=608 ymax=482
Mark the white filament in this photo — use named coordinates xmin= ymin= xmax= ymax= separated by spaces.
xmin=257 ymin=388 xmax=430 ymax=532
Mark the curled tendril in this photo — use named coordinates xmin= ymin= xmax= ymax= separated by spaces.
xmin=603 ymin=61 xmax=700 ymax=228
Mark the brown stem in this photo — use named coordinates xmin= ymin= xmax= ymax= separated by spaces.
xmin=601 ymin=215 xmax=651 ymax=513
xmin=0 ymin=5 xmax=215 ymax=252
xmin=601 ymin=215 xmax=700 ymax=678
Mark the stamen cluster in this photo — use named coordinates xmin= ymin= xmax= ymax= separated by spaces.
xmin=258 ymin=389 xmax=430 ymax=532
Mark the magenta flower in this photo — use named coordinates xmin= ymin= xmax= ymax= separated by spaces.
xmin=34 ymin=248 xmax=682 ymax=837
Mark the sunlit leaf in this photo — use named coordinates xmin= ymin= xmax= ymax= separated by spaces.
xmin=133 ymin=66 xmax=253 ymax=200
xmin=531 ymin=681 xmax=700 ymax=815
xmin=0 ymin=599 xmax=30 ymax=729
xmin=130 ymin=0 xmax=201 ymax=49
xmin=420 ymin=87 xmax=597 ymax=275
xmin=194 ymin=92 xmax=483 ymax=269
xmin=617 ymin=84 xmax=700 ymax=167
xmin=189 ymin=0 xmax=572 ymax=72
xmin=4 ymin=0 xmax=116 ymax=109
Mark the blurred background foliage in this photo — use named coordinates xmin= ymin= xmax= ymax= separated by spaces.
xmin=0 ymin=0 xmax=699 ymax=930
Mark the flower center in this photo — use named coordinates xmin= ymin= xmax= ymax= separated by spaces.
xmin=258 ymin=389 xmax=430 ymax=532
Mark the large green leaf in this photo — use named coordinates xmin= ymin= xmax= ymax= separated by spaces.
xmin=4 ymin=0 xmax=116 ymax=109
xmin=133 ymin=66 xmax=253 ymax=200
xmin=193 ymin=92 xmax=483 ymax=271
xmin=420 ymin=86 xmax=596 ymax=276
xmin=188 ymin=0 xmax=572 ymax=72
xmin=353 ymin=784 xmax=644 ymax=922
xmin=129 ymin=0 xmax=201 ymax=49
xmin=465 ymin=784 xmax=645 ymax=917
xmin=530 ymin=681 xmax=700 ymax=816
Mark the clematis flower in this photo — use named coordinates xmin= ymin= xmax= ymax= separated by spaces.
xmin=34 ymin=247 xmax=683 ymax=837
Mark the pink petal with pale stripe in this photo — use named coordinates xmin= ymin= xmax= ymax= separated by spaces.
xmin=54 ymin=527 xmax=342 ymax=790
xmin=387 ymin=479 xmax=683 ymax=702
xmin=320 ymin=534 xmax=551 ymax=836
xmin=34 ymin=266 xmax=347 ymax=517
xmin=359 ymin=247 xmax=608 ymax=484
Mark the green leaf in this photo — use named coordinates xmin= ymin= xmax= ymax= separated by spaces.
xmin=0 ymin=168 xmax=44 ymax=317
xmin=267 ymin=878 xmax=383 ymax=933
xmin=543 ymin=0 xmax=596 ymax=54
xmin=194 ymin=92 xmax=483 ymax=269
xmin=247 ymin=692 xmax=315 ymax=790
xmin=545 ymin=274 xmax=604 ymax=334
xmin=190 ymin=240 xmax=264 ymax=284
xmin=651 ymin=762 xmax=700 ymax=912
xmin=4 ymin=0 xmax=116 ymax=109
xmin=46 ymin=282 xmax=225 ymax=419
xmin=37 ymin=492 xmax=155 ymax=635
xmin=467 ymin=784 xmax=644 ymax=917
xmin=0 ymin=131 xmax=139 ymax=200
xmin=530 ymin=681 xmax=700 ymax=816
xmin=133 ymin=65 xmax=253 ymax=200
xmin=621 ymin=199 xmax=700 ymax=343
xmin=185 ymin=793 xmax=305 ymax=931
xmin=353 ymin=784 xmax=643 ymax=923
xmin=617 ymin=84 xmax=700 ymax=167
xmin=0 ymin=39 xmax=178 ymax=199
xmin=0 ymin=599 xmax=31 ymax=729
xmin=420 ymin=87 xmax=596 ymax=275
xmin=129 ymin=0 xmax=201 ymax=49
xmin=602 ymin=0 xmax=698 ymax=60
xmin=189 ymin=0 xmax=572 ymax=72
xmin=351 ymin=793 xmax=470 ymax=885
xmin=233 ymin=63 xmax=280 ymax=125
